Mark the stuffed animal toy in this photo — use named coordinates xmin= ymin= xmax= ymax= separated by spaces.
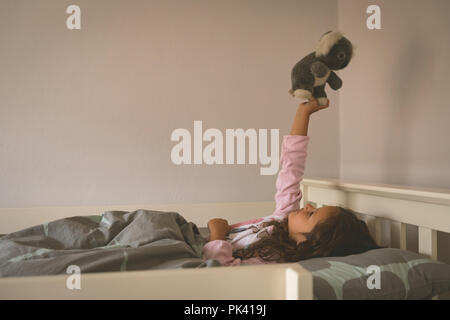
xmin=289 ymin=31 xmax=354 ymax=105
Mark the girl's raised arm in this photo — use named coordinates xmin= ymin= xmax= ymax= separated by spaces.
xmin=273 ymin=98 xmax=330 ymax=217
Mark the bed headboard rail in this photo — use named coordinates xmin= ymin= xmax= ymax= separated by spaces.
xmin=300 ymin=178 xmax=450 ymax=261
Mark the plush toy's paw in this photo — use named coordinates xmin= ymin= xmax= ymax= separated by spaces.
xmin=317 ymin=97 xmax=329 ymax=106
xmin=293 ymin=89 xmax=312 ymax=99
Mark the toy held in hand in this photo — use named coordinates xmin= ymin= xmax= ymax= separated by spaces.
xmin=289 ymin=31 xmax=354 ymax=105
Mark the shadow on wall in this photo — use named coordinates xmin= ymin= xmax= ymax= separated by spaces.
xmin=383 ymin=29 xmax=450 ymax=279
xmin=383 ymin=31 xmax=433 ymax=256
xmin=383 ymin=32 xmax=433 ymax=186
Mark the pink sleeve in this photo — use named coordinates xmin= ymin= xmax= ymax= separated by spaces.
xmin=229 ymin=135 xmax=309 ymax=229
xmin=202 ymin=240 xmax=273 ymax=266
xmin=271 ymin=135 xmax=310 ymax=219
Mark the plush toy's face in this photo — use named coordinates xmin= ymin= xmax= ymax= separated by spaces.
xmin=315 ymin=31 xmax=353 ymax=71
xmin=321 ymin=37 xmax=353 ymax=70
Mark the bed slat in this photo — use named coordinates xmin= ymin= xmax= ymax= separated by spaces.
xmin=418 ymin=227 xmax=438 ymax=260
xmin=389 ymin=220 xmax=407 ymax=250
xmin=374 ymin=218 xmax=382 ymax=246
xmin=364 ymin=215 xmax=377 ymax=244
xmin=400 ymin=223 xmax=407 ymax=250
xmin=390 ymin=221 xmax=399 ymax=248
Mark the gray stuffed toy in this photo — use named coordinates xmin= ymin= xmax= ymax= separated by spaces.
xmin=289 ymin=31 xmax=354 ymax=105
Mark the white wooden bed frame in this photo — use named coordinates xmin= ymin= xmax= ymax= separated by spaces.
xmin=0 ymin=177 xmax=449 ymax=300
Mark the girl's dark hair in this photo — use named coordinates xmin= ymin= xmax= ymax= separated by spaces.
xmin=233 ymin=207 xmax=383 ymax=263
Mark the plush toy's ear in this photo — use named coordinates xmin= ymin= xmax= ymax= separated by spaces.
xmin=315 ymin=31 xmax=343 ymax=57
xmin=321 ymin=30 xmax=333 ymax=38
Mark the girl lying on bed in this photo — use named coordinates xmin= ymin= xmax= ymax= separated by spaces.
xmin=203 ymin=97 xmax=381 ymax=266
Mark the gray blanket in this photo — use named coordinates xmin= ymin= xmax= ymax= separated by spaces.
xmin=0 ymin=209 xmax=222 ymax=277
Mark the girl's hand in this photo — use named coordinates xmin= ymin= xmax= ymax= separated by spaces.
xmin=207 ymin=218 xmax=231 ymax=241
xmin=297 ymin=97 xmax=330 ymax=116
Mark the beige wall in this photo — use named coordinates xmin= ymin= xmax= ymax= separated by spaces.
xmin=338 ymin=0 xmax=450 ymax=266
xmin=0 ymin=0 xmax=339 ymax=208
xmin=338 ymin=0 xmax=450 ymax=190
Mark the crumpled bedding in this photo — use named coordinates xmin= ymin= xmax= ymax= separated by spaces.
xmin=0 ymin=209 xmax=222 ymax=277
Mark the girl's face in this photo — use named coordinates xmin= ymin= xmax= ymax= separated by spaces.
xmin=287 ymin=204 xmax=339 ymax=245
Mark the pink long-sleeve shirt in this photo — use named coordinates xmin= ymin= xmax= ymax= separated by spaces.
xmin=202 ymin=135 xmax=309 ymax=266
